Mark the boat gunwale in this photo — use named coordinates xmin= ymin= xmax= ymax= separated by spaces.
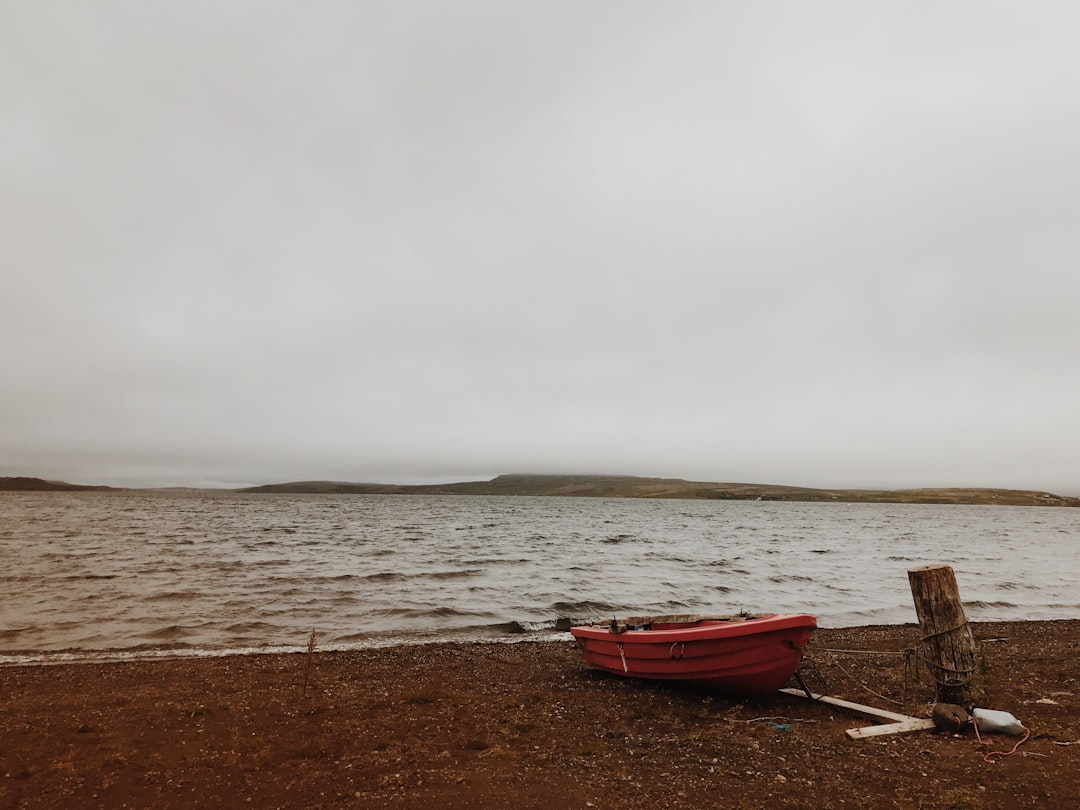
xmin=570 ymin=612 xmax=817 ymax=646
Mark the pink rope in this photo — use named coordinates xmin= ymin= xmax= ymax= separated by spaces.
xmin=972 ymin=714 xmax=1031 ymax=763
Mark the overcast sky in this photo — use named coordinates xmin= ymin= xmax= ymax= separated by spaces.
xmin=3 ymin=2 xmax=1080 ymax=491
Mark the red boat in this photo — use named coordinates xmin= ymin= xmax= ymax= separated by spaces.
xmin=571 ymin=612 xmax=816 ymax=695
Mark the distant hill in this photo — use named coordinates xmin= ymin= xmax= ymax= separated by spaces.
xmin=240 ymin=474 xmax=1080 ymax=507
xmin=4 ymin=472 xmax=1075 ymax=505
xmin=0 ymin=476 xmax=114 ymax=492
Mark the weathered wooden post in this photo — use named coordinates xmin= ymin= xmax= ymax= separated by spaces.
xmin=907 ymin=564 xmax=981 ymax=707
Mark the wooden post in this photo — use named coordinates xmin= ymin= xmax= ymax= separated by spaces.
xmin=907 ymin=564 xmax=981 ymax=707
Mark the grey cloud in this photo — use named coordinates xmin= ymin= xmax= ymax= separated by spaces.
xmin=3 ymin=2 xmax=1079 ymax=491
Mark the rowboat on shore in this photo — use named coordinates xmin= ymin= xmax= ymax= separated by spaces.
xmin=570 ymin=612 xmax=817 ymax=695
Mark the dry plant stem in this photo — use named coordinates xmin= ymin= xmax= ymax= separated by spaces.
xmin=302 ymin=627 xmax=317 ymax=698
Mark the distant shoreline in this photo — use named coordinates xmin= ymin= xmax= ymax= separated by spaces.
xmin=3 ymin=473 xmax=1078 ymax=506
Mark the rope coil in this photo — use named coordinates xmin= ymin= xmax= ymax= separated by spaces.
xmin=915 ymin=619 xmax=978 ymax=688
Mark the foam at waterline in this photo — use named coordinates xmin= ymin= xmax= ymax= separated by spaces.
xmin=0 ymin=630 xmax=572 ymax=668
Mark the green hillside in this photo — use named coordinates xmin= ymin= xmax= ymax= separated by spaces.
xmin=240 ymin=474 xmax=1080 ymax=506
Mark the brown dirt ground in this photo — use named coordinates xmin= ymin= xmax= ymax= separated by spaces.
xmin=2 ymin=620 xmax=1078 ymax=809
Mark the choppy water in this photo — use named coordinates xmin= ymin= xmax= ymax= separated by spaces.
xmin=2 ymin=491 xmax=1078 ymax=663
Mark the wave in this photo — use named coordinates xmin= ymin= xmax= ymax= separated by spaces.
xmin=992 ymin=581 xmax=1041 ymax=591
xmin=549 ymin=600 xmax=618 ymax=616
xmin=839 ymin=605 xmax=916 ymax=622
xmin=361 ymin=571 xmax=407 ymax=582
xmin=224 ymin=621 xmax=281 ymax=634
xmin=370 ymin=606 xmax=501 ymax=621
xmin=963 ymin=600 xmax=1019 ymax=610
xmin=357 ymin=569 xmax=483 ymax=583
xmin=426 ymin=569 xmax=484 ymax=580
xmin=140 ymin=624 xmax=195 ymax=641
xmin=145 ymin=590 xmax=202 ymax=602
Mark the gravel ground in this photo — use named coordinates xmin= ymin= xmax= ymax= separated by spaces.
xmin=2 ymin=620 xmax=1078 ymax=809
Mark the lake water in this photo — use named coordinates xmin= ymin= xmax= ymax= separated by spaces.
xmin=2 ymin=491 xmax=1078 ymax=663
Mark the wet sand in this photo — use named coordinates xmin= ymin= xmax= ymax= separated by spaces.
xmin=2 ymin=620 xmax=1078 ymax=809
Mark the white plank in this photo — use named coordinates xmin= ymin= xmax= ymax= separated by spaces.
xmin=845 ymin=719 xmax=937 ymax=740
xmin=777 ymin=688 xmax=917 ymax=724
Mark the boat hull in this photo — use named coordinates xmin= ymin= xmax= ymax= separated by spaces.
xmin=571 ymin=613 xmax=816 ymax=695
